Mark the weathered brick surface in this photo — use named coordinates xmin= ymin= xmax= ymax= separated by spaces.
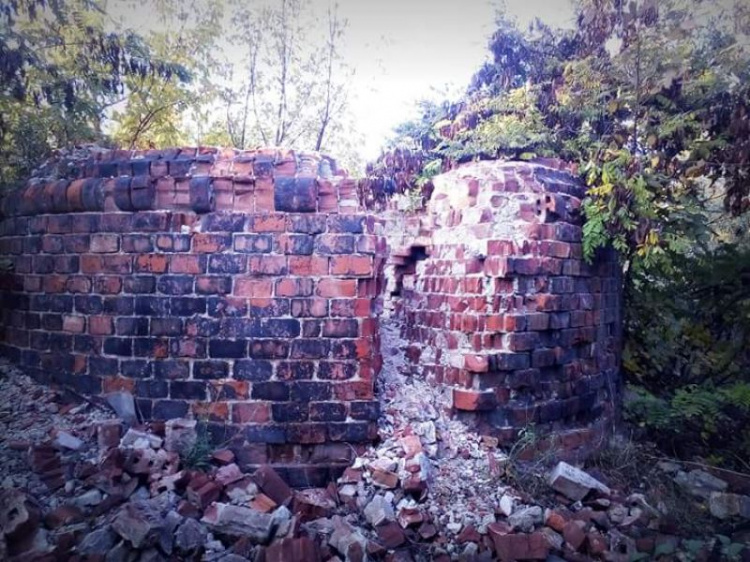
xmin=382 ymin=161 xmax=622 ymax=458
xmin=0 ymin=150 xmax=621 ymax=472
xmin=0 ymin=148 xmax=382 ymax=472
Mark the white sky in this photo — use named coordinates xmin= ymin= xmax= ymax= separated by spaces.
xmin=339 ymin=0 xmax=575 ymax=158
xmin=108 ymin=0 xmax=577 ymax=159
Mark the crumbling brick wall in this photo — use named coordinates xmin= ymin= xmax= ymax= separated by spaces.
xmin=0 ymin=147 xmax=383 ymax=485
xmin=0 ymin=149 xmax=621 ymax=478
xmin=383 ymin=160 xmax=622 ymax=458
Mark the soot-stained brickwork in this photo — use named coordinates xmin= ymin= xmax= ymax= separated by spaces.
xmin=0 ymin=147 xmax=384 ymax=485
xmin=383 ymin=160 xmax=622 ymax=458
xmin=0 ymin=148 xmax=621 ymax=480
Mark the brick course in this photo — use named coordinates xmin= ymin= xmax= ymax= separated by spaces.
xmin=0 ymin=148 xmax=621 ymax=478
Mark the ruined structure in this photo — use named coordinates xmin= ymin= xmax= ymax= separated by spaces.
xmin=0 ymin=147 xmax=621 ymax=483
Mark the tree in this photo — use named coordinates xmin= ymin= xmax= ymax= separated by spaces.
xmin=108 ymin=0 xmax=224 ymax=149
xmin=219 ymin=0 xmax=352 ymax=153
xmin=0 ymin=0 xmax=188 ymax=188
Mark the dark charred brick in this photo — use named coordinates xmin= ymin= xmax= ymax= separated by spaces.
xmin=48 ymin=333 xmax=72 ymax=352
xmin=272 ymin=402 xmax=309 ymax=423
xmin=234 ymin=360 xmax=273 ymax=381
xmin=315 ymin=234 xmax=355 ymax=254
xmin=72 ymin=374 xmax=102 ymax=395
xmin=257 ymin=319 xmax=300 ymax=338
xmin=136 ymin=398 xmax=152 ymax=419
xmin=208 ymin=339 xmax=246 ymax=358
xmin=171 ymin=297 xmax=206 ymax=316
xmin=169 ymin=381 xmax=207 ymax=400
xmin=103 ymin=337 xmax=132 ymax=356
xmin=152 ymin=399 xmax=189 ymax=420
xmin=302 ymin=320 xmax=321 ymax=337
xmin=73 ymin=335 xmax=99 ymax=354
xmin=121 ymin=359 xmax=152 ymax=378
xmin=310 ymin=402 xmax=347 ymax=422
xmin=135 ymin=296 xmax=170 ymax=316
xmin=350 ymin=401 xmax=380 ymax=421
xmin=202 ymin=213 xmax=246 ymax=232
xmin=218 ymin=318 xmax=258 ymax=338
xmin=244 ymin=425 xmax=286 ymax=444
xmin=208 ymin=297 xmax=248 ymax=317
xmin=251 ymin=382 xmax=289 ymax=401
xmin=100 ymin=214 xmax=132 ymax=232
xmin=63 ymin=235 xmax=90 ymax=253
xmin=41 ymin=314 xmax=63 ymax=331
xmin=185 ymin=317 xmax=220 ymax=337
xmin=150 ymin=317 xmax=183 ymax=336
xmin=249 ymin=340 xmax=289 ymax=359
xmin=328 ymin=422 xmax=372 ymax=442
xmin=135 ymin=379 xmax=168 ymax=398
xmin=318 ymin=362 xmax=357 ymax=380
xmin=124 ymin=276 xmax=156 ymax=294
xmin=208 ymin=254 xmax=247 ymax=274
xmin=54 ymin=255 xmax=79 ymax=273
xmin=157 ymin=275 xmax=194 ymax=295
xmin=89 ymin=357 xmax=118 ymax=377
xmin=102 ymin=296 xmax=135 ymax=315
xmin=133 ymin=337 xmax=168 ymax=357
xmin=116 ymin=317 xmax=149 ymax=336
xmin=330 ymin=340 xmax=356 ymax=359
xmin=274 ymin=177 xmax=317 ymax=213
xmin=132 ymin=213 xmax=169 ymax=231
xmin=277 ymin=234 xmax=314 ymax=255
xmin=290 ymin=381 xmax=331 ymax=402
xmin=193 ymin=361 xmax=230 ymax=379
xmin=249 ymin=298 xmax=290 ymax=318
xmin=290 ymin=339 xmax=330 ymax=359
xmin=195 ymin=276 xmax=232 ymax=295
xmin=34 ymin=255 xmax=55 ymax=274
xmin=328 ymin=215 xmax=365 ymax=234
xmin=74 ymin=296 xmax=103 ymax=315
xmin=276 ymin=362 xmax=314 ymax=380
xmin=121 ymin=234 xmax=154 ymax=253
xmin=234 ymin=234 xmax=273 ymax=254
xmin=154 ymin=360 xmax=190 ymax=379
xmin=287 ymin=214 xmax=327 ymax=234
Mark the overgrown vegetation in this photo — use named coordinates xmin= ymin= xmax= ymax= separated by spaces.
xmin=365 ymin=0 xmax=750 ymax=469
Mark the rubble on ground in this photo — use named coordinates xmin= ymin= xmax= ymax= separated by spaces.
xmin=2 ymin=331 xmax=750 ymax=561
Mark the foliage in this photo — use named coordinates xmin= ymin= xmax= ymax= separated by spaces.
xmin=623 ymin=245 xmax=750 ymax=468
xmin=217 ymin=0 xmax=354 ymax=156
xmin=108 ymin=0 xmax=222 ymax=149
xmin=0 ymin=0 xmax=189 ymax=189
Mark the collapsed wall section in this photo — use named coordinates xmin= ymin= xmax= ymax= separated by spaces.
xmin=0 ymin=147 xmax=384 ymax=485
xmin=384 ymin=160 xmax=622 ymax=458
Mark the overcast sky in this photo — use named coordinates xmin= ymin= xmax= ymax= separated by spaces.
xmin=109 ymin=0 xmax=576 ymax=159
xmin=339 ymin=0 xmax=575 ymax=157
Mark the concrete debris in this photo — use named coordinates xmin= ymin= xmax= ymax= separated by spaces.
xmin=106 ymin=391 xmax=138 ymax=424
xmin=548 ymin=461 xmax=611 ymax=501
xmin=674 ymin=469 xmax=729 ymax=498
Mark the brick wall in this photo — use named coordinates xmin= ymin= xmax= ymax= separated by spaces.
xmin=0 ymin=147 xmax=384 ymax=485
xmin=383 ymin=160 xmax=622 ymax=459
xmin=0 ymin=149 xmax=622 ymax=479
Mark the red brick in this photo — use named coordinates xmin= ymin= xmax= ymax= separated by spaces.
xmin=232 ymin=402 xmax=271 ymax=423
xmin=66 ymin=276 xmax=91 ymax=293
xmin=170 ymin=255 xmax=205 ymax=274
xmin=252 ymin=214 xmax=286 ymax=232
xmin=89 ymin=316 xmax=113 ymax=335
xmin=330 ymin=256 xmax=373 ymax=276
xmin=235 ymin=278 xmax=273 ymax=298
xmin=90 ymin=234 xmax=119 ymax=253
xmin=275 ymin=278 xmax=313 ymax=297
xmin=193 ymin=233 xmax=230 ymax=253
xmin=289 ymin=256 xmax=328 ymax=275
xmin=316 ymin=279 xmax=356 ymax=298
xmin=135 ymin=254 xmax=168 ymax=273
xmin=62 ymin=315 xmax=85 ymax=333
xmin=248 ymin=255 xmax=287 ymax=276
xmin=93 ymin=276 xmax=123 ymax=294
xmin=43 ymin=275 xmax=67 ymax=293
xmin=453 ymin=389 xmax=497 ymax=411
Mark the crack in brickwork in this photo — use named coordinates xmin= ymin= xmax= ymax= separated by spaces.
xmin=0 ymin=148 xmax=621 ymax=478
